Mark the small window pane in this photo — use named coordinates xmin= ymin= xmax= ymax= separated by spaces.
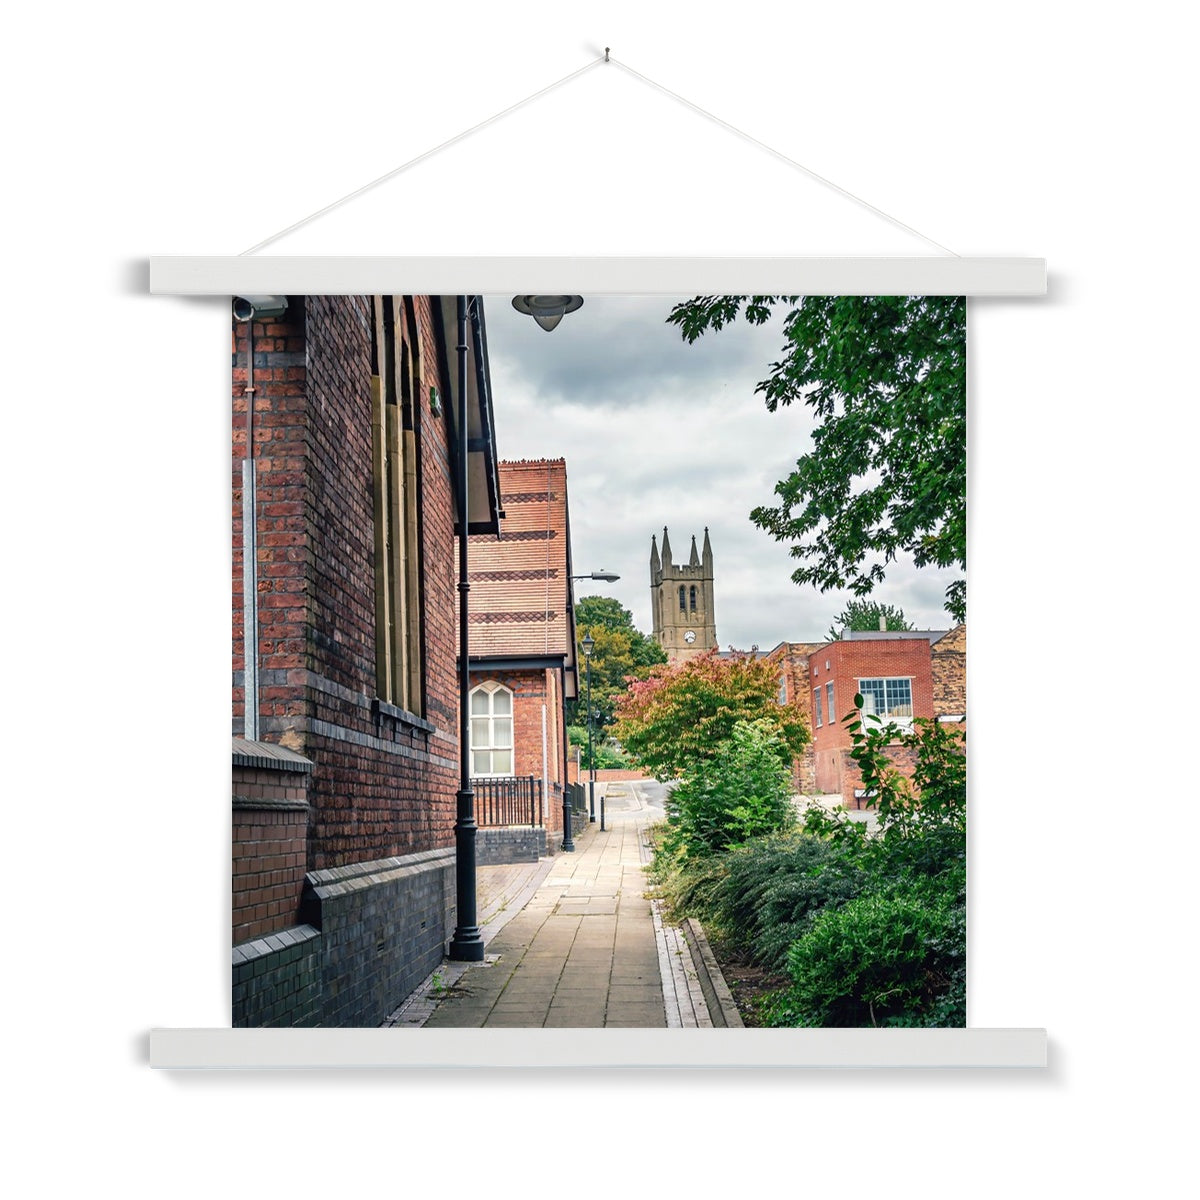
xmin=491 ymin=690 xmax=512 ymax=715
xmin=491 ymin=751 xmax=512 ymax=774
xmin=492 ymin=718 xmax=512 ymax=747
xmin=472 ymin=750 xmax=491 ymax=774
xmin=471 ymin=718 xmax=490 ymax=746
xmin=471 ymin=690 xmax=490 ymax=715
xmin=886 ymin=678 xmax=912 ymax=717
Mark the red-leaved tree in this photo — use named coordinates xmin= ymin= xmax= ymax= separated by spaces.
xmin=612 ymin=649 xmax=809 ymax=780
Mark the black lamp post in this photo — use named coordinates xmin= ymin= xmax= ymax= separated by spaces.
xmin=448 ymin=296 xmax=484 ymax=962
xmin=582 ymin=632 xmax=597 ymax=824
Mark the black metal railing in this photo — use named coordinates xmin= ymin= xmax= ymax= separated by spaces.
xmin=565 ymin=782 xmax=589 ymax=833
xmin=473 ymin=775 xmax=544 ymax=828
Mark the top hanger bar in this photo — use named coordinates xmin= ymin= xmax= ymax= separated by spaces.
xmin=148 ymin=255 xmax=1046 ymax=296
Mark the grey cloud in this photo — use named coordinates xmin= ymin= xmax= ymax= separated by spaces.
xmin=485 ymin=294 xmax=789 ymax=410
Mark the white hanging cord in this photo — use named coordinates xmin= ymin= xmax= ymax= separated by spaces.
xmin=242 ymin=47 xmax=955 ymax=258
xmin=241 ymin=54 xmax=608 ymax=255
xmin=608 ymin=53 xmax=959 ymax=257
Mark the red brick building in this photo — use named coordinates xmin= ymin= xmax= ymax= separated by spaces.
xmin=230 ymin=294 xmax=502 ymax=1027
xmin=461 ymin=459 xmax=581 ymax=856
xmin=805 ymin=627 xmax=966 ymax=807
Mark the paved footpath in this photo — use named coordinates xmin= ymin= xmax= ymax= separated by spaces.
xmin=415 ymin=784 xmax=682 ymax=1029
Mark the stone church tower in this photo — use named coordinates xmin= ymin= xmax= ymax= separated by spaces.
xmin=650 ymin=527 xmax=717 ymax=662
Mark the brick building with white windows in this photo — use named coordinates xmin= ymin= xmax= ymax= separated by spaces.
xmin=459 ymin=458 xmax=581 ymax=859
xmin=805 ymin=626 xmax=966 ymax=807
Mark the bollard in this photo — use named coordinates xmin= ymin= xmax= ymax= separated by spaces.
xmin=600 ymin=793 xmax=605 ymax=831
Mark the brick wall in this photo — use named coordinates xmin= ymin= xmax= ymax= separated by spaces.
xmin=766 ymin=642 xmax=825 ymax=794
xmin=233 ymin=296 xmax=461 ymax=872
xmin=478 ymin=826 xmax=547 ymax=864
xmin=232 ymin=926 xmax=322 ymax=1028
xmin=300 ymin=849 xmax=456 ymax=1027
xmin=931 ymin=624 xmax=967 ymax=718
xmin=232 ymin=803 xmax=308 ymax=942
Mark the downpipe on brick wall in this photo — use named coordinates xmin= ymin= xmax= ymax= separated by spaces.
xmin=235 ymin=296 xmax=287 ymax=741
xmin=448 ymin=295 xmax=485 ymax=962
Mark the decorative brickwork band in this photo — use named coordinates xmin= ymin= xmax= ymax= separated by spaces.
xmin=469 ymin=610 xmax=558 ymax=624
xmin=470 ymin=568 xmax=561 ymax=582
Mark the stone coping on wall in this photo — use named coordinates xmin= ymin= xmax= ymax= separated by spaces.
xmin=232 ymin=795 xmax=310 ymax=812
xmin=232 ymin=738 xmax=314 ymax=773
xmin=232 ymin=922 xmax=321 ymax=965
xmin=304 ymin=848 xmax=456 ymax=903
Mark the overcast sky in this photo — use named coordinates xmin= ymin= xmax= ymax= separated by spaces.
xmin=482 ymin=294 xmax=961 ymax=650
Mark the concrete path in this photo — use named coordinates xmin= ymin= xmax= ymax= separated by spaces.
xmin=417 ymin=783 xmax=671 ymax=1029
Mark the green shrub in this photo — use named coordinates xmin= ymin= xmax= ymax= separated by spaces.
xmin=704 ymin=833 xmax=867 ymax=971
xmin=766 ymin=885 xmax=964 ymax=1027
xmin=665 ymin=719 xmax=795 ymax=857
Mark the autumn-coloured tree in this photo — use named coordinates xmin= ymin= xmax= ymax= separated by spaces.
xmin=612 ymin=649 xmax=809 ymax=781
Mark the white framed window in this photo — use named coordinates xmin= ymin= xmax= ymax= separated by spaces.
xmin=778 ymin=672 xmax=787 ymax=704
xmin=857 ymin=677 xmax=913 ymax=727
xmin=469 ymin=682 xmax=514 ymax=776
xmin=826 ymin=681 xmax=836 ymax=724
xmin=814 ymin=687 xmax=823 ymax=727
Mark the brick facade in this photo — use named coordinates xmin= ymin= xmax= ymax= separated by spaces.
xmin=807 ymin=632 xmax=954 ymax=808
xmin=765 ymin=642 xmax=825 ymax=794
xmin=931 ymin=624 xmax=967 ymax=719
xmin=461 ymin=460 xmax=579 ymax=851
xmin=231 ymin=740 xmax=312 ymax=944
xmin=231 ymin=295 xmax=497 ymax=1027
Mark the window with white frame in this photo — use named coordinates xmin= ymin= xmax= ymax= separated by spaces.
xmin=814 ymin=687 xmax=823 ymax=727
xmin=857 ymin=677 xmax=913 ymax=726
xmin=469 ymin=682 xmax=514 ymax=776
xmin=826 ymin=681 xmax=836 ymax=724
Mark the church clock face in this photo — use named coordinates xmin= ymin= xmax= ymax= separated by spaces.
xmin=684 ymin=630 xmax=696 ymax=644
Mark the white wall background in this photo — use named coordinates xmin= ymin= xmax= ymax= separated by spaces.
xmin=4 ymin=2 xmax=1193 ymax=1194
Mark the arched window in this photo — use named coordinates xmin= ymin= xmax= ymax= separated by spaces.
xmin=679 ymin=586 xmax=686 ymax=611
xmin=689 ymin=585 xmax=697 ymax=611
xmin=469 ymin=682 xmax=513 ymax=776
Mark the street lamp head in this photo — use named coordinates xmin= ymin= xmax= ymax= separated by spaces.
xmin=581 ymin=632 xmax=594 ymax=658
xmin=512 ymin=295 xmax=584 ymax=332
xmin=572 ymin=570 xmax=621 ymax=583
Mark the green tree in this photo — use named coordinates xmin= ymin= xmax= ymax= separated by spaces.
xmin=668 ymin=295 xmax=966 ymax=623
xmin=825 ymin=599 xmax=913 ymax=642
xmin=612 ymin=649 xmax=809 ymax=780
xmin=570 ymin=595 xmax=666 ymax=737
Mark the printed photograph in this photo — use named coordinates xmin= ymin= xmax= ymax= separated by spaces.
xmin=231 ymin=293 xmax=966 ymax=1029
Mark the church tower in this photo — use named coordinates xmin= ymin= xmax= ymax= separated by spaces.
xmin=650 ymin=527 xmax=717 ymax=662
